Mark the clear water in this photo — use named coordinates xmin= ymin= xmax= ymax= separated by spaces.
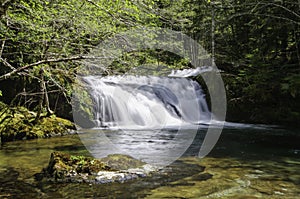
xmin=0 ymin=124 xmax=299 ymax=198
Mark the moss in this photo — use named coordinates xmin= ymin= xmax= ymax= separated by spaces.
xmin=44 ymin=152 xmax=113 ymax=180
xmin=0 ymin=102 xmax=74 ymax=142
xmin=31 ymin=115 xmax=74 ymax=137
xmin=41 ymin=152 xmax=154 ymax=183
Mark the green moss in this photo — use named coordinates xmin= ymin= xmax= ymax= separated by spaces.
xmin=45 ymin=152 xmax=113 ymax=180
xmin=0 ymin=102 xmax=74 ymax=142
xmin=31 ymin=116 xmax=74 ymax=137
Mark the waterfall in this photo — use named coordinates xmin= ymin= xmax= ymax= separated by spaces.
xmin=82 ymin=75 xmax=211 ymax=129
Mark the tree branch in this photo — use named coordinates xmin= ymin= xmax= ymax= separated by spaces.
xmin=0 ymin=57 xmax=16 ymax=71
xmin=0 ymin=55 xmax=109 ymax=81
xmin=0 ymin=40 xmax=16 ymax=71
xmin=261 ymin=2 xmax=300 ymax=20
xmin=0 ymin=40 xmax=5 ymax=57
xmin=0 ymin=39 xmax=16 ymax=71
xmin=86 ymin=0 xmax=115 ymax=19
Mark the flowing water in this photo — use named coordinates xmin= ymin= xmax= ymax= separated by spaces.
xmin=1 ymin=74 xmax=299 ymax=198
xmin=0 ymin=125 xmax=299 ymax=198
xmin=78 ymin=75 xmax=211 ymax=128
xmin=74 ymin=74 xmax=223 ymax=166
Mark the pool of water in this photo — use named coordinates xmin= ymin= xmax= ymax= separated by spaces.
xmin=0 ymin=124 xmax=299 ymax=198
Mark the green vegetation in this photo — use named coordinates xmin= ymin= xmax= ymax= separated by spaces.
xmin=0 ymin=0 xmax=299 ymax=131
xmin=41 ymin=152 xmax=150 ymax=183
xmin=0 ymin=101 xmax=74 ymax=142
xmin=43 ymin=151 xmax=113 ymax=180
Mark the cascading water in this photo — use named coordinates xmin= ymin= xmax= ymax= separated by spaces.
xmin=74 ymin=69 xmax=219 ymax=166
xmin=82 ymin=75 xmax=211 ymax=129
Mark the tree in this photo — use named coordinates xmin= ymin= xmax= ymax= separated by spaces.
xmin=0 ymin=0 xmax=158 ymax=117
xmin=157 ymin=0 xmax=300 ymax=124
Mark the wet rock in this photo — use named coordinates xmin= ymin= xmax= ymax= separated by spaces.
xmin=190 ymin=173 xmax=213 ymax=181
xmin=43 ymin=152 xmax=113 ymax=179
xmin=100 ymin=154 xmax=146 ymax=170
xmin=39 ymin=152 xmax=157 ymax=184
xmin=0 ymin=168 xmax=43 ymax=198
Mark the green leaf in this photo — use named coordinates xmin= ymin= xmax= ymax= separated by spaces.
xmin=281 ymin=83 xmax=289 ymax=91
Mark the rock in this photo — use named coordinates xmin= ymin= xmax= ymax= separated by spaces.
xmin=31 ymin=116 xmax=75 ymax=138
xmin=0 ymin=103 xmax=74 ymax=142
xmin=100 ymin=154 xmax=146 ymax=170
xmin=190 ymin=173 xmax=213 ymax=181
xmin=95 ymin=171 xmax=138 ymax=183
xmin=0 ymin=168 xmax=43 ymax=198
xmin=44 ymin=152 xmax=113 ymax=179
xmin=39 ymin=152 xmax=158 ymax=184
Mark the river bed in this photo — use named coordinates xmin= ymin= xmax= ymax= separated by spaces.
xmin=0 ymin=124 xmax=299 ymax=198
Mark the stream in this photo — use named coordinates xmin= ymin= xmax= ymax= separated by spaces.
xmin=0 ymin=124 xmax=299 ymax=198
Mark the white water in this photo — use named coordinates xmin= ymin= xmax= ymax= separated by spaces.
xmin=169 ymin=66 xmax=218 ymax=77
xmin=83 ymin=75 xmax=211 ymax=129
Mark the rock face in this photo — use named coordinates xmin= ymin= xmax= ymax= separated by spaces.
xmin=40 ymin=152 xmax=157 ymax=184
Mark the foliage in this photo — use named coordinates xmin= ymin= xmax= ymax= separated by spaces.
xmin=0 ymin=0 xmax=159 ymax=115
xmin=0 ymin=0 xmax=299 ymax=125
xmin=176 ymin=0 xmax=300 ymax=124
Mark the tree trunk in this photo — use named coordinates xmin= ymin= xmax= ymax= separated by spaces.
xmin=34 ymin=68 xmax=45 ymax=123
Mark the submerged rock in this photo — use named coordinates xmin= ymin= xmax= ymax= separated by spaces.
xmin=100 ymin=154 xmax=146 ymax=170
xmin=0 ymin=168 xmax=44 ymax=198
xmin=39 ymin=152 xmax=157 ymax=184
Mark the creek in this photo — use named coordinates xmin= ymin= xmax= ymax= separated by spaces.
xmin=0 ymin=124 xmax=299 ymax=198
xmin=1 ymin=72 xmax=299 ymax=198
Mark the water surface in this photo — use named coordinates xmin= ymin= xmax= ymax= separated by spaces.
xmin=0 ymin=124 xmax=299 ymax=198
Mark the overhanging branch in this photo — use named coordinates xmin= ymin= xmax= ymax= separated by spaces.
xmin=0 ymin=55 xmax=110 ymax=81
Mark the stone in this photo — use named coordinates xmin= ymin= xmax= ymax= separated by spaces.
xmin=0 ymin=103 xmax=74 ymax=142
xmin=100 ymin=154 xmax=146 ymax=170
xmin=39 ymin=152 xmax=157 ymax=184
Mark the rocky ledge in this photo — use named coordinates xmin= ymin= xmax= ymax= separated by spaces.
xmin=36 ymin=152 xmax=157 ymax=184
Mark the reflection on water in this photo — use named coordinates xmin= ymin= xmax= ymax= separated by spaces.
xmin=79 ymin=128 xmax=199 ymax=166
xmin=0 ymin=125 xmax=299 ymax=198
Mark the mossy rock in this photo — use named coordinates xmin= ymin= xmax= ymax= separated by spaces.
xmin=32 ymin=115 xmax=75 ymax=137
xmin=39 ymin=152 xmax=156 ymax=184
xmin=100 ymin=154 xmax=146 ymax=170
xmin=0 ymin=109 xmax=33 ymax=141
xmin=0 ymin=103 xmax=74 ymax=142
xmin=44 ymin=152 xmax=113 ymax=180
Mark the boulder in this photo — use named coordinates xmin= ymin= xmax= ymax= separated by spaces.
xmin=39 ymin=152 xmax=157 ymax=184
